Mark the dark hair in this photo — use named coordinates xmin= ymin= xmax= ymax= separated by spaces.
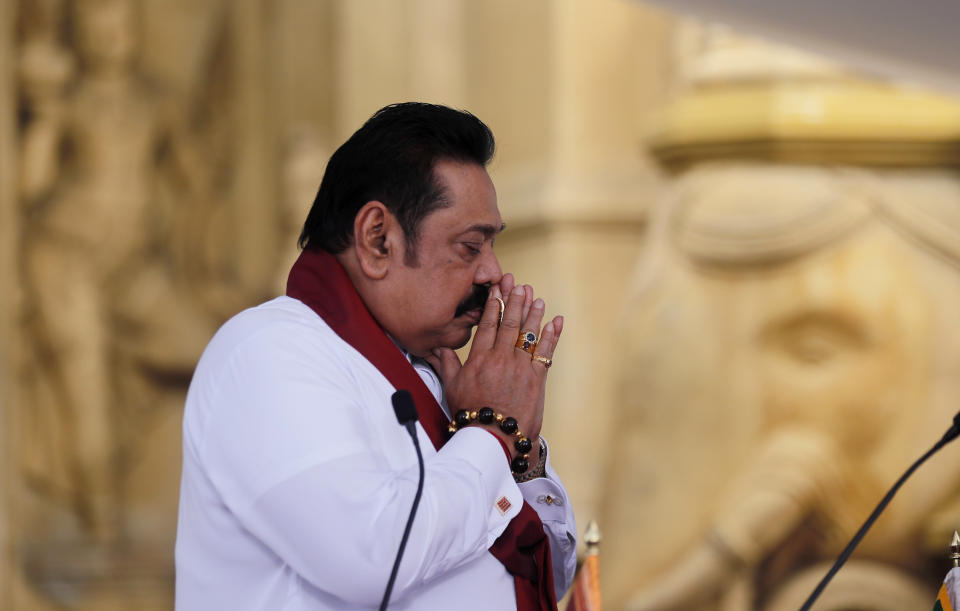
xmin=298 ymin=102 xmax=496 ymax=259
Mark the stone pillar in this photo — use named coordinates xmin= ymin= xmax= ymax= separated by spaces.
xmin=466 ymin=0 xmax=672 ymax=533
xmin=333 ymin=0 xmax=468 ymax=139
xmin=230 ymin=0 xmax=278 ymax=295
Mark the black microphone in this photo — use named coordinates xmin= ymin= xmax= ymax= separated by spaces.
xmin=379 ymin=390 xmax=425 ymax=611
xmin=393 ymin=389 xmax=419 ymax=437
xmin=800 ymin=410 xmax=960 ymax=610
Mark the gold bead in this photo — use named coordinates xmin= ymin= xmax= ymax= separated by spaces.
xmin=495 ymin=413 xmax=504 ymax=422
xmin=469 ymin=411 xmax=478 ymax=420
xmin=448 ymin=426 xmax=457 ymax=434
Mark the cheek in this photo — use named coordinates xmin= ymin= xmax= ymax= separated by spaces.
xmin=419 ymin=281 xmax=458 ymax=314
xmin=417 ymin=262 xmax=476 ymax=313
xmin=436 ymin=269 xmax=472 ymax=297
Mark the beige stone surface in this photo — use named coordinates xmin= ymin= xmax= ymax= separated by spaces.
xmin=0 ymin=0 xmax=16 ymax=606
xmin=482 ymin=0 xmax=669 ymax=535
xmin=600 ymin=26 xmax=960 ymax=611
xmin=6 ymin=2 xmax=960 ymax=610
xmin=2 ymin=0 xmax=668 ymax=608
xmin=604 ymin=165 xmax=960 ymax=610
xmin=10 ymin=1 xmax=232 ymax=609
xmin=19 ymin=0 xmax=225 ymax=534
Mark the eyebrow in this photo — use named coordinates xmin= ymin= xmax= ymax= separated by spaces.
xmin=463 ymin=222 xmax=506 ymax=238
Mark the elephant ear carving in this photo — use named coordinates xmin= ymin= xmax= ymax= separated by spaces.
xmin=865 ymin=171 xmax=960 ymax=268
xmin=672 ymin=165 xmax=872 ymax=267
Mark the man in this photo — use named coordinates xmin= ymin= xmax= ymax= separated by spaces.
xmin=175 ymin=102 xmax=577 ymax=610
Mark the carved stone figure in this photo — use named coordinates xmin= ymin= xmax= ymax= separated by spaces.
xmin=602 ymin=164 xmax=960 ymax=610
xmin=18 ymin=0 xmax=213 ymax=543
xmin=596 ymin=23 xmax=960 ymax=609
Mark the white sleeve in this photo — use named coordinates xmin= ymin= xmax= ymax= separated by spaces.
xmin=195 ymin=327 xmax=523 ymax=606
xmin=518 ymin=437 xmax=578 ymax=600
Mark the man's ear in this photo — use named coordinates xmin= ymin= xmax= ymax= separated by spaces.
xmin=353 ymin=201 xmax=398 ymax=279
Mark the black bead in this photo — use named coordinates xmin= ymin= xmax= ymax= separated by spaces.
xmin=454 ymin=410 xmax=470 ymax=428
xmin=511 ymin=455 xmax=529 ymax=474
xmin=515 ymin=437 xmax=533 ymax=454
xmin=478 ymin=407 xmax=495 ymax=424
xmin=500 ymin=417 xmax=518 ymax=435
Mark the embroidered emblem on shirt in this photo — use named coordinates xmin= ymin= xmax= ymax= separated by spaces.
xmin=496 ymin=496 xmax=512 ymax=515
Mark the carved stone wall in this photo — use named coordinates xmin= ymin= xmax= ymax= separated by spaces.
xmin=601 ymin=25 xmax=960 ymax=611
xmin=12 ymin=2 xmax=957 ymax=610
xmin=0 ymin=0 xmax=18 ymax=606
xmin=1 ymin=0 xmax=669 ymax=608
xmin=13 ymin=0 xmax=241 ymax=608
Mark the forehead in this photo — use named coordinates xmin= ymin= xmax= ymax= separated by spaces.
xmin=429 ymin=160 xmax=503 ymax=236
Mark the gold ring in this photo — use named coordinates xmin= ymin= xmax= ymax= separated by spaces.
xmin=495 ymin=297 xmax=504 ymax=328
xmin=532 ymin=355 xmax=552 ymax=369
xmin=515 ymin=330 xmax=538 ymax=354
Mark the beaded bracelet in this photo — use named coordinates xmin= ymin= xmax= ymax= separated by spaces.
xmin=447 ymin=407 xmax=533 ymax=474
xmin=514 ymin=438 xmax=547 ymax=483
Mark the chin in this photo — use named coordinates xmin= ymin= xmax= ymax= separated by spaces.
xmin=450 ymin=335 xmax=471 ymax=350
xmin=441 ymin=327 xmax=473 ymax=351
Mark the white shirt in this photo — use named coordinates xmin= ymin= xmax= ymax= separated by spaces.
xmin=175 ymin=296 xmax=577 ymax=610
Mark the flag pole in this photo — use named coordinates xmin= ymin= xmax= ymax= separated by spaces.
xmin=950 ymin=531 xmax=960 ymax=569
xmin=584 ymin=521 xmax=601 ymax=556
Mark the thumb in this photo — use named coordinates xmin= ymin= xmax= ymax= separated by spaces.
xmin=425 ymin=347 xmax=461 ymax=385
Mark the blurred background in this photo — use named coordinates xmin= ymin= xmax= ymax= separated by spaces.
xmin=4 ymin=0 xmax=960 ymax=609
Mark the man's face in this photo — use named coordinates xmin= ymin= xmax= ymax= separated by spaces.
xmin=384 ymin=160 xmax=504 ymax=357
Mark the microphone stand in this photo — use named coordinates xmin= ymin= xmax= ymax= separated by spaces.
xmin=799 ymin=411 xmax=960 ymax=610
xmin=380 ymin=391 xmax=425 ymax=611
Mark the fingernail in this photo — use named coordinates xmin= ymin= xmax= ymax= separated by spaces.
xmin=556 ymin=316 xmax=564 ymax=333
xmin=512 ymin=285 xmax=523 ymax=296
xmin=533 ymin=298 xmax=544 ymax=310
xmin=490 ymin=286 xmax=502 ymax=299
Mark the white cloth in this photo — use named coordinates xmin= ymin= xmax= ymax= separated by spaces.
xmin=175 ymin=296 xmax=577 ymax=610
xmin=942 ymin=566 xmax=960 ymax=609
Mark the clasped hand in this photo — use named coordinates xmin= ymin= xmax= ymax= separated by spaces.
xmin=426 ymin=273 xmax=563 ymax=456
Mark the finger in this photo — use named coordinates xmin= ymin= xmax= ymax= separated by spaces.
xmin=426 ymin=347 xmax=462 ymax=385
xmin=519 ymin=298 xmax=545 ymax=358
xmin=471 ymin=285 xmax=503 ymax=351
xmin=520 ymin=284 xmax=534 ymax=325
xmin=498 ymin=273 xmax=515 ymax=298
xmin=532 ymin=315 xmax=562 ymax=362
xmin=495 ymin=284 xmax=526 ymax=351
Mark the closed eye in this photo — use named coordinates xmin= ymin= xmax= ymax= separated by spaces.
xmin=761 ymin=311 xmax=869 ymax=365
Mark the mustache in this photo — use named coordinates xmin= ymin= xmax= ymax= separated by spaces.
xmin=454 ymin=283 xmax=491 ymax=318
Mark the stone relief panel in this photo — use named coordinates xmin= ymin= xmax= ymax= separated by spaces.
xmin=596 ymin=21 xmax=960 ymax=609
xmin=13 ymin=0 xmax=257 ymax=607
xmin=602 ymin=163 xmax=960 ymax=610
xmin=16 ymin=4 xmax=960 ymax=610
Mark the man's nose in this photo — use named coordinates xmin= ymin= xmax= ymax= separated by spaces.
xmin=475 ymin=250 xmax=503 ymax=286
